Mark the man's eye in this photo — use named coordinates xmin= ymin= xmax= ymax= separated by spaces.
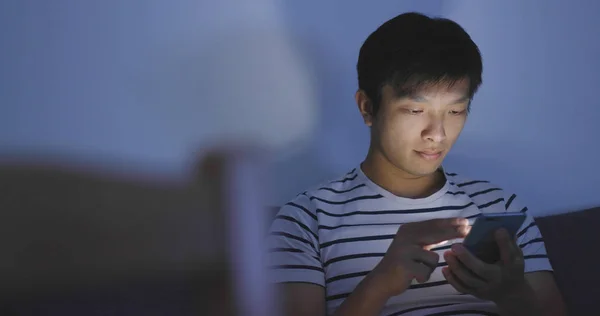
xmin=449 ymin=110 xmax=466 ymax=115
xmin=406 ymin=109 xmax=424 ymax=114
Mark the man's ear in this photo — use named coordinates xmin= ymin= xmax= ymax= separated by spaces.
xmin=355 ymin=90 xmax=374 ymax=127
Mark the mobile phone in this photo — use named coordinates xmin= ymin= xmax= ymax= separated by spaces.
xmin=463 ymin=213 xmax=526 ymax=264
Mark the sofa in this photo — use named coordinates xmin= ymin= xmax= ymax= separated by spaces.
xmin=534 ymin=206 xmax=599 ymax=315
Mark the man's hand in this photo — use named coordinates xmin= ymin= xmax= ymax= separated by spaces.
xmin=442 ymin=228 xmax=529 ymax=303
xmin=332 ymin=217 xmax=471 ymax=316
xmin=371 ymin=217 xmax=471 ymax=297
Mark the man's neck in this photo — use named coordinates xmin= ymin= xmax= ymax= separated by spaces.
xmin=361 ymin=150 xmax=446 ymax=199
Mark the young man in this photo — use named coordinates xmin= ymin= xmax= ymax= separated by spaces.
xmin=267 ymin=12 xmax=566 ymax=316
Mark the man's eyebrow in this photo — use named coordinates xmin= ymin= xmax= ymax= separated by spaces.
xmin=409 ymin=95 xmax=470 ymax=104
xmin=409 ymin=95 xmax=428 ymax=102
xmin=450 ymin=96 xmax=471 ymax=104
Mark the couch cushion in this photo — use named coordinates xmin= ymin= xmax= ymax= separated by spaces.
xmin=535 ymin=206 xmax=600 ymax=316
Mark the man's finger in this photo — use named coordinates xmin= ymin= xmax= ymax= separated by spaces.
xmin=411 ymin=261 xmax=435 ymax=284
xmin=428 ymin=217 xmax=470 ymax=229
xmin=413 ymin=248 xmax=440 ymax=270
xmin=442 ymin=267 xmax=472 ymax=294
xmin=419 ymin=223 xmax=470 ymax=246
xmin=444 ymin=251 xmax=487 ymax=289
xmin=496 ymin=228 xmax=518 ymax=265
xmin=424 ymin=240 xmax=450 ymax=251
xmin=450 ymin=243 xmax=493 ymax=280
xmin=407 ymin=217 xmax=470 ymax=246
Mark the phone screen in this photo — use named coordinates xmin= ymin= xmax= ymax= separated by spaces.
xmin=463 ymin=213 xmax=526 ymax=263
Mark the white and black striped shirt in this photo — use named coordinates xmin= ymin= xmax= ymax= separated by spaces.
xmin=268 ymin=166 xmax=551 ymax=316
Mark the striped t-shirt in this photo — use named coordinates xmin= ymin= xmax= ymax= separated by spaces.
xmin=268 ymin=166 xmax=552 ymax=316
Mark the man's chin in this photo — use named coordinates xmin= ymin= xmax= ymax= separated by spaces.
xmin=408 ymin=163 xmax=443 ymax=177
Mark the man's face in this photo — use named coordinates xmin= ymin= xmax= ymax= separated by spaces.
xmin=363 ymin=80 xmax=470 ymax=177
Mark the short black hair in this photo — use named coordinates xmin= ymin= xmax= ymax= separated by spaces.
xmin=357 ymin=12 xmax=483 ymax=115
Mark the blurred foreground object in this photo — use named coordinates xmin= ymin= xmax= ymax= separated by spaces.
xmin=0 ymin=147 xmax=274 ymax=316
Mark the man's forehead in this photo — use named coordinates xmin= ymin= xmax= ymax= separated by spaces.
xmin=405 ymin=80 xmax=471 ymax=103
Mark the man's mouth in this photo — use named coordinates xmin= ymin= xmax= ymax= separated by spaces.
xmin=415 ymin=150 xmax=443 ymax=161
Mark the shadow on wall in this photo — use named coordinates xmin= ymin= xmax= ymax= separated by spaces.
xmin=267 ymin=32 xmax=357 ymax=205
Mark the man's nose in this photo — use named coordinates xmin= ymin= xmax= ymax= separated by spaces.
xmin=422 ymin=118 xmax=447 ymax=143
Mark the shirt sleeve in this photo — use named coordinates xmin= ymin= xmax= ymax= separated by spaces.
xmin=267 ymin=194 xmax=325 ymax=287
xmin=504 ymin=193 xmax=553 ymax=273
